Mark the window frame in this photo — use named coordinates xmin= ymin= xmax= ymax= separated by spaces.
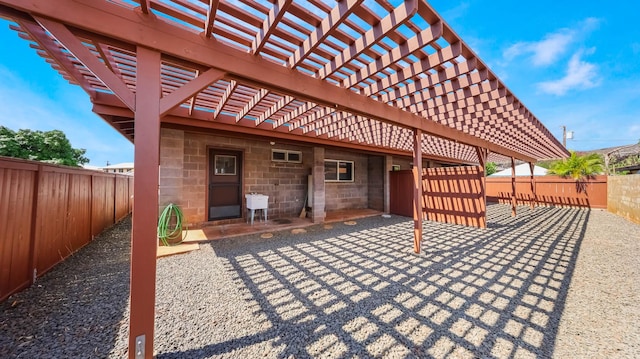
xmin=271 ymin=149 xmax=302 ymax=163
xmin=324 ymin=159 xmax=355 ymax=182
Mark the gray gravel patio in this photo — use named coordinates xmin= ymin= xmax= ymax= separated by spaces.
xmin=1 ymin=203 xmax=639 ymax=358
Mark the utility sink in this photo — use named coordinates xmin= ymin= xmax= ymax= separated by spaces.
xmin=245 ymin=194 xmax=268 ymax=225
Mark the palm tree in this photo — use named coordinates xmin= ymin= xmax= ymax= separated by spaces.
xmin=548 ymin=151 xmax=604 ymax=192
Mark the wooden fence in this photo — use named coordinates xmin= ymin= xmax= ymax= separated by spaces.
xmin=390 ymin=166 xmax=486 ymax=228
xmin=486 ymin=175 xmax=607 ymax=209
xmin=0 ymin=157 xmax=133 ymax=301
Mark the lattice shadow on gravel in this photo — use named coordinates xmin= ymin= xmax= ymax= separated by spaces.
xmin=159 ymin=204 xmax=588 ymax=358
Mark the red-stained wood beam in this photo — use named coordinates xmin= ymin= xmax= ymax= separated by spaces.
xmin=3 ymin=0 xmax=555 ymax=162
xmin=187 ymin=69 xmax=199 ymax=115
xmin=360 ymin=42 xmax=462 ymax=96
xmin=252 ymin=0 xmax=292 ymax=54
xmin=92 ymin=97 xmax=476 ymax=166
xmin=289 ymin=0 xmax=364 ymax=69
xmin=159 ymin=67 xmax=225 ymax=116
xmin=317 ymin=0 xmax=418 ymax=79
xmin=139 ymin=0 xmax=150 ymax=14
xmin=213 ymin=80 xmax=237 ymax=119
xmin=129 ymin=46 xmax=161 ymax=359
xmin=203 ymin=0 xmax=219 ymax=38
xmin=412 ymin=128 xmax=423 ymax=253
xmin=256 ymin=95 xmax=294 ymax=125
xmin=34 ymin=16 xmax=135 ymax=111
xmin=378 ymin=59 xmax=479 ymax=104
xmin=15 ymin=21 xmax=95 ymax=96
xmin=342 ymin=20 xmax=441 ymax=88
xmin=236 ymin=88 xmax=268 ymax=122
xmin=275 ymin=101 xmax=317 ymax=129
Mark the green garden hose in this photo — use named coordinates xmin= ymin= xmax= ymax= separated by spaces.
xmin=158 ymin=203 xmax=186 ymax=246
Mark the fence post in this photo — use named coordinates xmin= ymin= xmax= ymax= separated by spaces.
xmin=511 ymin=157 xmax=517 ymax=217
xmin=529 ymin=162 xmax=536 ymax=209
xmin=28 ymin=164 xmax=43 ymax=284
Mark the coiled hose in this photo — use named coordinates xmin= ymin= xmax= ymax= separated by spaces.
xmin=158 ymin=203 xmax=186 ymax=246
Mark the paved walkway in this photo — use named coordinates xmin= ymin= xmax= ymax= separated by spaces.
xmin=1 ymin=204 xmax=638 ymax=358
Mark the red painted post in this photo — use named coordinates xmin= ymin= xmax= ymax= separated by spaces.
xmin=529 ymin=162 xmax=536 ymax=209
xmin=128 ymin=46 xmax=161 ymax=359
xmin=475 ymin=147 xmax=487 ymax=228
xmin=412 ymin=129 xmax=423 ymax=253
xmin=511 ymin=157 xmax=516 ymax=217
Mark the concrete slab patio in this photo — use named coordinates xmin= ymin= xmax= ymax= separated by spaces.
xmin=1 ymin=204 xmax=638 ymax=358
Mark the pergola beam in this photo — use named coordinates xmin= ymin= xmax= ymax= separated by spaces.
xmin=213 ymin=80 xmax=237 ymax=119
xmin=289 ymin=0 xmax=364 ymax=69
xmin=342 ymin=21 xmax=442 ymax=88
xmin=15 ymin=20 xmax=95 ymax=95
xmin=159 ymin=67 xmax=225 ymax=116
xmin=1 ymin=0 xmax=546 ymax=162
xmin=318 ymin=0 xmax=419 ymax=79
xmin=235 ymin=88 xmax=268 ymax=122
xmin=251 ymin=0 xmax=292 ymax=54
xmin=34 ymin=16 xmax=135 ymax=111
xmin=203 ymin=0 xmax=219 ymax=38
xmin=256 ymin=95 xmax=294 ymax=125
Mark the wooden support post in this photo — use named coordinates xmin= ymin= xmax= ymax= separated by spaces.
xmin=129 ymin=46 xmax=161 ymax=359
xmin=511 ymin=156 xmax=517 ymax=217
xmin=412 ymin=129 xmax=423 ymax=253
xmin=529 ymin=162 xmax=536 ymax=209
xmin=475 ymin=147 xmax=488 ymax=228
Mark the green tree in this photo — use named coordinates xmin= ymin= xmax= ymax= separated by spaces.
xmin=0 ymin=126 xmax=89 ymax=166
xmin=548 ymin=151 xmax=604 ymax=181
xmin=485 ymin=162 xmax=497 ymax=176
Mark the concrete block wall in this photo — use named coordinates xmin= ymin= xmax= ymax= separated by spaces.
xmin=159 ymin=128 xmax=185 ymax=212
xmin=367 ymin=155 xmax=384 ymax=211
xmin=160 ymin=128 xmax=312 ymax=224
xmin=608 ymin=175 xmax=640 ymax=224
xmin=324 ymin=149 xmax=369 ymax=211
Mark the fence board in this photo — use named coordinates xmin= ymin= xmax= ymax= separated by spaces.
xmin=0 ymin=157 xmax=132 ymax=301
xmin=0 ymin=168 xmax=35 ymax=300
xmin=389 ymin=166 xmax=486 ymax=228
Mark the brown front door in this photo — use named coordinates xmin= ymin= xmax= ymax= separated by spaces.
xmin=208 ymin=149 xmax=242 ymax=221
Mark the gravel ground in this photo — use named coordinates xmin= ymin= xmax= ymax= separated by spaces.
xmin=1 ymin=204 xmax=639 ymax=358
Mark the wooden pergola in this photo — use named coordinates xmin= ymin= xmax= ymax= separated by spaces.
xmin=0 ymin=1 xmax=568 ymax=357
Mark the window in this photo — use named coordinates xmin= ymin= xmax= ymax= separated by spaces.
xmin=324 ymin=160 xmax=354 ymax=182
xmin=214 ymin=155 xmax=236 ymax=175
xmin=271 ymin=149 xmax=302 ymax=163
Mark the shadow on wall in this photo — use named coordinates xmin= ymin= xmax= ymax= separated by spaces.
xmin=159 ymin=203 xmax=589 ymax=358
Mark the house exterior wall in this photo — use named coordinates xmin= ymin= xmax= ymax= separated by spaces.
xmin=324 ymin=149 xmax=369 ymax=211
xmin=159 ymin=128 xmax=391 ymax=225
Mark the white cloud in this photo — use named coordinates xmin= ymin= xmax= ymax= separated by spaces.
xmin=503 ymin=17 xmax=600 ymax=67
xmin=505 ymin=32 xmax=573 ymax=66
xmin=536 ymin=50 xmax=600 ymax=95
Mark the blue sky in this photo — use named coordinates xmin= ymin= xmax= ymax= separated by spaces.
xmin=428 ymin=0 xmax=640 ymax=150
xmin=0 ymin=1 xmax=638 ymax=166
